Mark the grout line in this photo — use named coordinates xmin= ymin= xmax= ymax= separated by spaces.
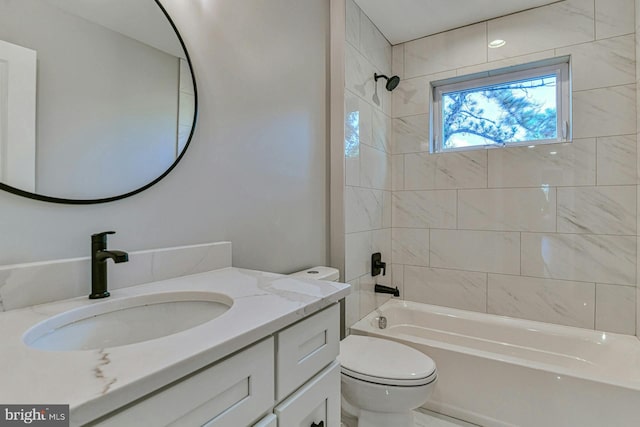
xmin=391 ymin=183 xmax=638 ymax=192
xmin=519 ymin=232 xmax=522 ymax=276
xmin=485 ymin=272 xmax=489 ymax=314
xmin=428 ymin=228 xmax=431 ymax=267
xmin=389 ymin=264 xmax=634 ymax=288
xmin=386 ymin=227 xmax=637 ymax=238
xmin=593 ymin=0 xmax=596 ymax=41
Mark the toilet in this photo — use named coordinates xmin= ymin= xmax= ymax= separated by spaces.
xmin=339 ymin=335 xmax=436 ymax=427
xmin=290 ymin=267 xmax=437 ymax=427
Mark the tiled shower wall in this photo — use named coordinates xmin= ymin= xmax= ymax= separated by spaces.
xmin=390 ymin=0 xmax=638 ymax=334
xmin=343 ymin=0 xmax=395 ymax=329
xmin=636 ymin=0 xmax=640 ymax=339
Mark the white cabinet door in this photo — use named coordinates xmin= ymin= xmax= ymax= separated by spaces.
xmin=95 ymin=338 xmax=274 ymax=427
xmin=275 ymin=361 xmax=340 ymax=427
xmin=276 ymin=304 xmax=340 ymax=400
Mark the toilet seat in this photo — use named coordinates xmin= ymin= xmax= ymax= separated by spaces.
xmin=339 ymin=335 xmax=437 ymax=387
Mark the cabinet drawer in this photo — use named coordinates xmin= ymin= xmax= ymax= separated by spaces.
xmin=275 ymin=361 xmax=340 ymax=427
xmin=94 ymin=338 xmax=274 ymax=427
xmin=276 ymin=304 xmax=339 ymax=400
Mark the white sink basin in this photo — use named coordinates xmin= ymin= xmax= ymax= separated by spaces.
xmin=23 ymin=291 xmax=233 ymax=351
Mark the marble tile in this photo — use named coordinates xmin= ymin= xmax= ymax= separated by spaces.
xmin=404 ymin=23 xmax=487 ymax=78
xmin=392 ymin=263 xmax=404 ymax=297
xmin=595 ymin=283 xmax=636 ymax=335
xmin=557 ymin=186 xmax=636 ymax=235
xmin=359 ymin=11 xmax=391 ymax=75
xmin=573 ymin=85 xmax=636 ymax=139
xmin=0 ymin=242 xmax=233 ymax=311
xmin=392 ymin=190 xmax=457 ymax=229
xmin=345 ymin=277 xmax=361 ymax=328
xmin=392 ymin=228 xmax=430 ymax=266
xmin=345 ymin=90 xmax=372 ymax=147
xmin=344 ymin=92 xmax=366 ymax=187
xmin=392 ymin=114 xmax=429 ymax=154
xmin=430 ymin=230 xmax=520 ymax=275
xmin=345 ymin=186 xmax=384 ymax=233
xmin=487 ymin=0 xmax=594 ymax=61
xmin=404 ymin=151 xmax=488 ymax=190
xmin=345 ymin=231 xmax=371 ymax=281
xmin=457 ymin=50 xmax=556 ymax=77
xmin=405 ymin=266 xmax=487 ymax=312
xmin=110 ymin=242 xmax=232 ymax=291
xmin=637 ymin=279 xmax=640 ymax=339
xmin=392 ymin=44 xmax=404 ymax=79
xmin=371 ymin=108 xmax=391 ymax=153
xmin=595 ymin=0 xmax=635 ymax=39
xmin=391 ymin=154 xmax=404 ymax=191
xmin=345 ymin=149 xmax=360 ymax=187
xmin=521 ymin=233 xmax=636 ymax=285
xmin=487 ymin=274 xmax=595 ymax=328
xmin=382 ymin=190 xmax=392 ymax=229
xmin=392 ymin=75 xmax=431 ymax=118
xmin=380 ymin=78 xmax=392 ymax=117
xmin=597 ymin=135 xmax=637 ymax=185
xmin=345 ymin=0 xmax=360 ymax=48
xmin=345 ymin=43 xmax=378 ymax=108
xmin=359 ymin=145 xmax=391 ymax=190
xmin=556 ymin=35 xmax=635 ymax=91
xmin=488 ymin=139 xmax=597 ymax=188
xmin=359 ymin=273 xmax=393 ymax=318
xmin=0 ymin=258 xmax=89 ymax=312
xmin=393 ymin=71 xmax=456 ymax=119
xmin=459 ymin=188 xmax=556 ymax=232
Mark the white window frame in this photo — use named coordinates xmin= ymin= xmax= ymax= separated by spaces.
xmin=431 ymin=57 xmax=571 ymax=154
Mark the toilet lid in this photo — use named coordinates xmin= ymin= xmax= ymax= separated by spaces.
xmin=339 ymin=335 xmax=436 ymax=386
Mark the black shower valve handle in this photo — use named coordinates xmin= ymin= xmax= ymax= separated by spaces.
xmin=371 ymin=252 xmax=386 ymax=277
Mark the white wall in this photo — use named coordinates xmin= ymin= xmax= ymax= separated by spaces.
xmin=0 ymin=0 xmax=329 ymax=275
xmin=391 ymin=0 xmax=637 ymax=335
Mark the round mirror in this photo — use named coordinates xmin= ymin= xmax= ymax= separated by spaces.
xmin=0 ymin=0 xmax=196 ymax=204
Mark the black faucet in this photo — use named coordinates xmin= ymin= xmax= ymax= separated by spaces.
xmin=90 ymin=231 xmax=129 ymax=299
xmin=374 ymin=284 xmax=400 ymax=297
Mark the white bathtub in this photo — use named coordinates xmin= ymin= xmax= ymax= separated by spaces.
xmin=350 ymin=300 xmax=640 ymax=427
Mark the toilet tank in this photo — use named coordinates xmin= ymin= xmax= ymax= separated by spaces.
xmin=289 ymin=266 xmax=339 ymax=282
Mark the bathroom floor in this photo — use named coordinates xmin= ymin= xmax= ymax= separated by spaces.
xmin=341 ymin=409 xmax=478 ymax=427
xmin=414 ymin=409 xmax=479 ymax=426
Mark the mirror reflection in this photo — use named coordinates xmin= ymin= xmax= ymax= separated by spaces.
xmin=0 ymin=0 xmax=196 ymax=201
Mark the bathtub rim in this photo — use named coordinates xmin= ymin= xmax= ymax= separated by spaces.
xmin=351 ymin=299 xmax=640 ymax=393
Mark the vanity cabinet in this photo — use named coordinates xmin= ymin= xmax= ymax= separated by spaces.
xmin=92 ymin=338 xmax=275 ymax=427
xmin=91 ymin=303 xmax=340 ymax=427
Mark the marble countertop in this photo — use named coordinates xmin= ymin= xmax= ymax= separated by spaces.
xmin=0 ymin=267 xmax=350 ymax=425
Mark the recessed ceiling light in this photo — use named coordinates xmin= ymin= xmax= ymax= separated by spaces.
xmin=488 ymin=39 xmax=506 ymax=49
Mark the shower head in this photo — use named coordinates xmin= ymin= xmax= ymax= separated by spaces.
xmin=374 ymin=73 xmax=400 ymax=91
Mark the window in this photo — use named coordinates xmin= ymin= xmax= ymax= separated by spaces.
xmin=431 ymin=58 xmax=571 ymax=153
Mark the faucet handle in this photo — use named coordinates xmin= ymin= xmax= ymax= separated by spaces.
xmin=91 ymin=231 xmax=116 ymax=245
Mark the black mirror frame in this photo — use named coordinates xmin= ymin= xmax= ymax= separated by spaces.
xmin=0 ymin=0 xmax=198 ymax=205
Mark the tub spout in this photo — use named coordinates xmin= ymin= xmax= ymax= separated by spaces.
xmin=374 ymin=284 xmax=400 ymax=297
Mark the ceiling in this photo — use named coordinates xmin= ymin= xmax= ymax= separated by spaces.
xmin=354 ymin=0 xmax=560 ymax=45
